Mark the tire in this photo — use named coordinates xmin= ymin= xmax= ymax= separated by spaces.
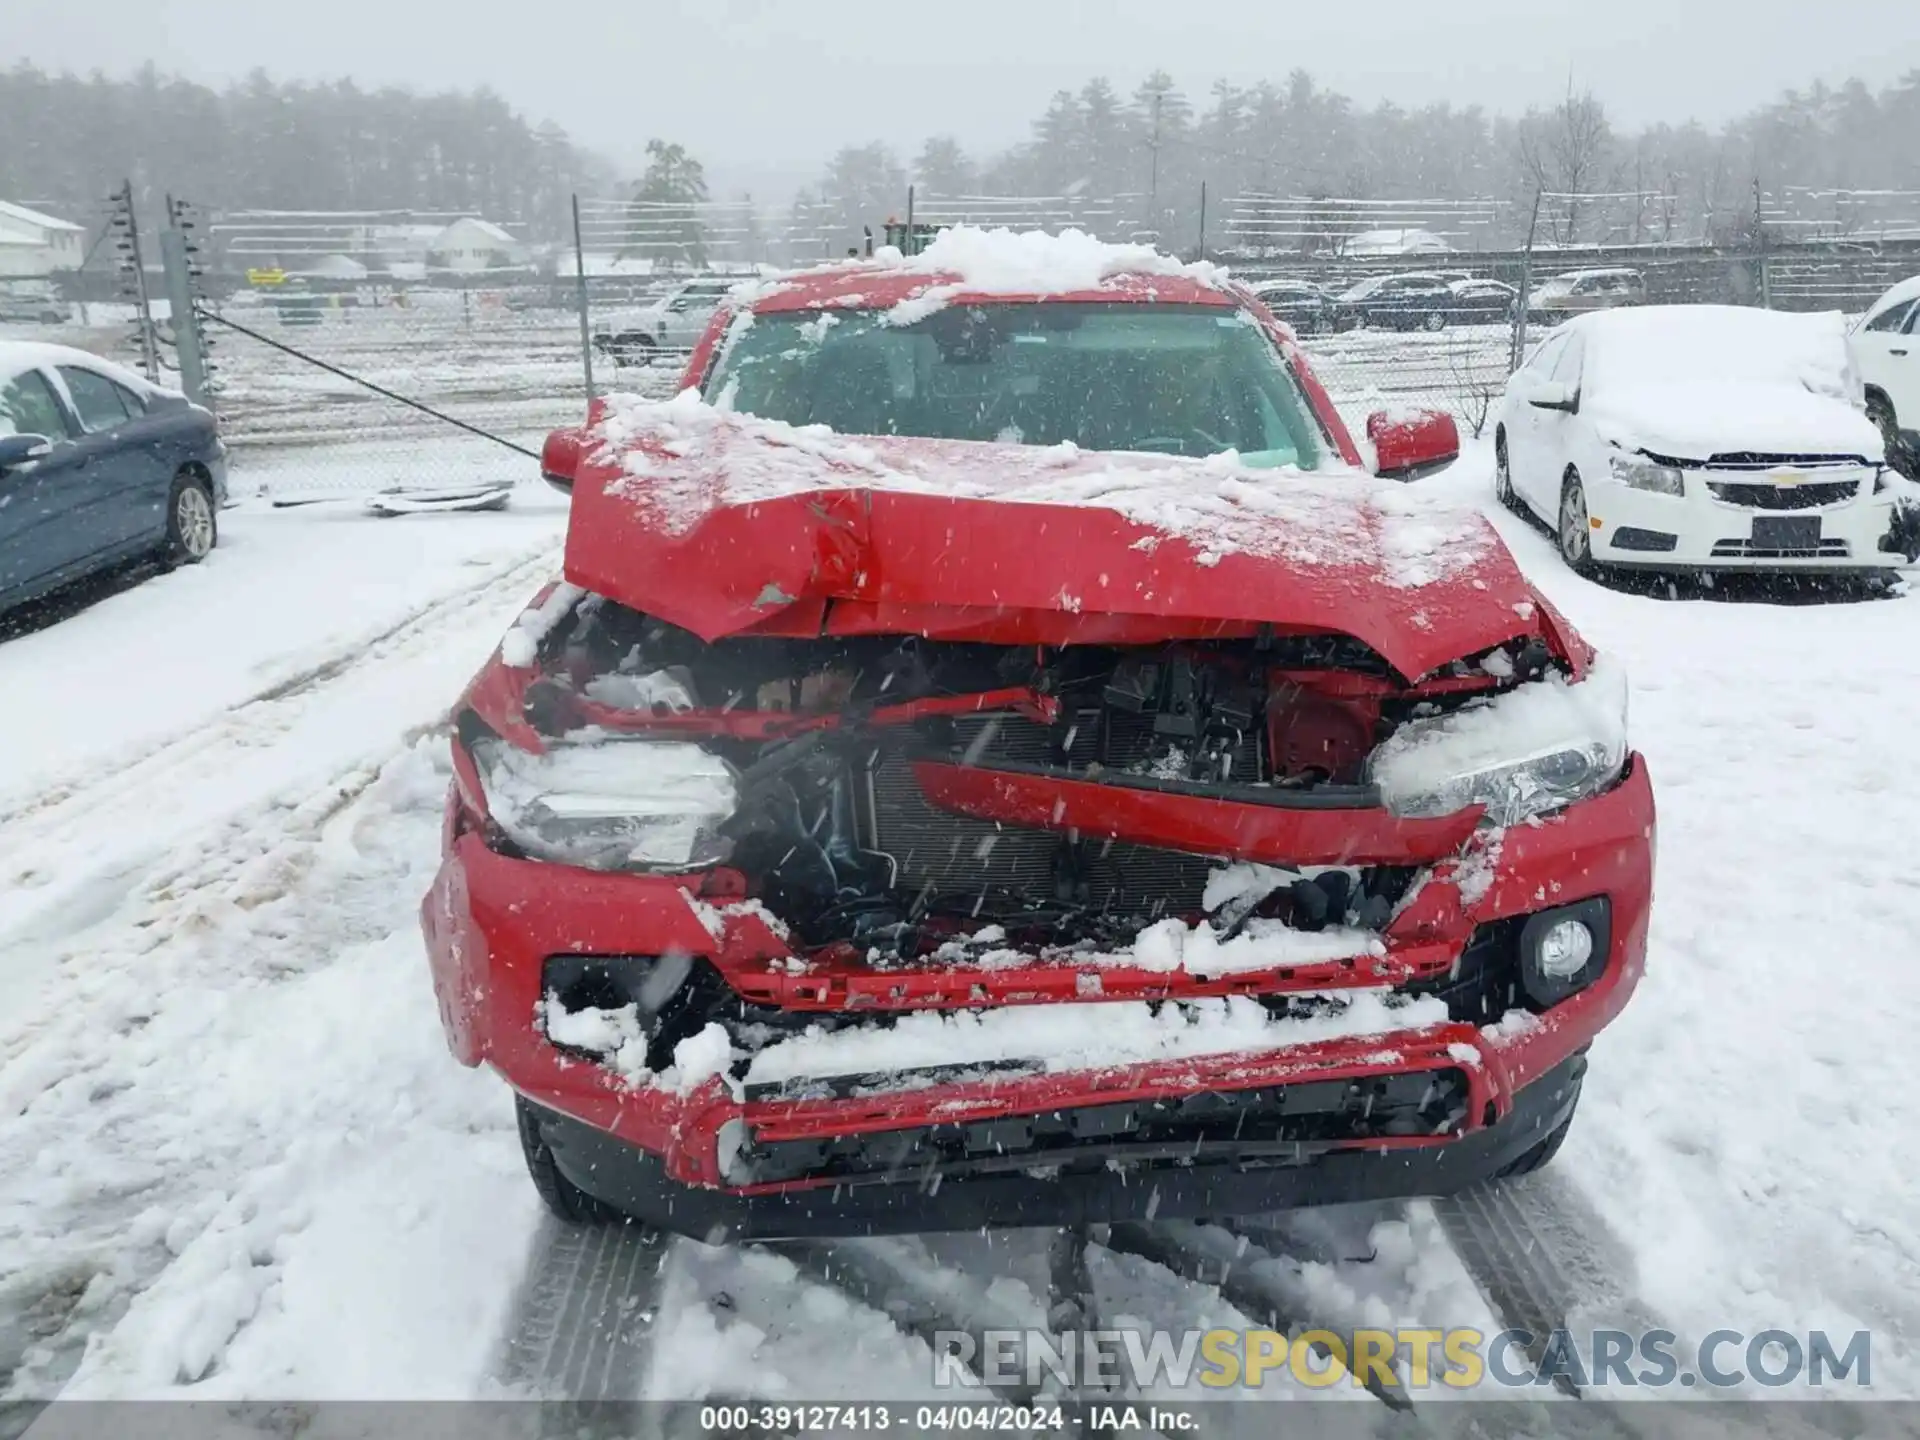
xmin=1422 ymin=311 xmax=1447 ymax=332
xmin=1558 ymin=470 xmax=1597 ymax=575
xmin=1494 ymin=429 xmax=1521 ymax=513
xmin=608 ymin=332 xmax=654 ymax=367
xmin=516 ymin=1096 xmax=622 ymax=1226
xmin=1867 ymin=392 xmax=1914 ymax=479
xmin=1496 ymin=1108 xmax=1574 ymax=1179
xmin=161 ymin=472 xmax=217 ymax=568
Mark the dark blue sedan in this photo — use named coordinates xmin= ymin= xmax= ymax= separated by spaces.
xmin=0 ymin=342 xmax=228 ymax=613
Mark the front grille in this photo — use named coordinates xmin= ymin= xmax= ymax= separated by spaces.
xmin=1707 ymin=480 xmax=1858 ymax=510
xmin=1703 ymin=452 xmax=1866 ymax=469
xmin=1710 ymin=538 xmax=1850 ymax=559
xmin=737 ymin=1067 xmax=1474 ymax=1185
xmin=861 ymin=712 xmax=1256 ymax=913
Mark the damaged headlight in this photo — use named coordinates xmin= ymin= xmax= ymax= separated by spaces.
xmin=1366 ymin=659 xmax=1629 ymax=827
xmin=472 ymin=736 xmax=736 ymax=871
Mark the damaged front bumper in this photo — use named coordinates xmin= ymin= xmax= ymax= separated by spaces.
xmin=422 ymin=757 xmax=1653 ymax=1240
xmin=521 ymin=1053 xmax=1587 ymax=1240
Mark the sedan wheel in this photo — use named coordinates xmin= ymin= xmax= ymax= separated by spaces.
xmin=1422 ymin=311 xmax=1447 ymax=332
xmin=1495 ymin=432 xmax=1520 ymax=512
xmin=164 ymin=476 xmax=217 ymax=566
xmin=1558 ymin=472 xmax=1596 ymax=574
xmin=1868 ymin=394 xmax=1913 ymax=478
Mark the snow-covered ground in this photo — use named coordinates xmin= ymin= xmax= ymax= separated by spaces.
xmin=1 ymin=437 xmax=1916 ymax=1408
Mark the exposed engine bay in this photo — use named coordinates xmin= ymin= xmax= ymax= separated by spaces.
xmin=491 ymin=596 xmax=1556 ymax=968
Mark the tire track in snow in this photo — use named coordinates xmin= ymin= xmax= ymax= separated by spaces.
xmin=0 ymin=542 xmax=560 ymax=1401
xmin=496 ymin=1218 xmax=669 ymax=1402
xmin=0 ymin=542 xmax=558 ymax=959
xmin=0 ymin=540 xmax=557 ymax=842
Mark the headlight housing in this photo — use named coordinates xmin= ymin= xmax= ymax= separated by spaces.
xmin=472 ymin=736 xmax=736 ymax=871
xmin=1609 ymin=454 xmax=1684 ymax=496
xmin=1367 ymin=659 xmax=1629 ymax=827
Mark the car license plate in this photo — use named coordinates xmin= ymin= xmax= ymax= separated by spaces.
xmin=1752 ymin=515 xmax=1821 ymax=551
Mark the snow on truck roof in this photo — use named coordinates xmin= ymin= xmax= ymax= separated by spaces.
xmin=739 ymin=227 xmax=1238 ymax=319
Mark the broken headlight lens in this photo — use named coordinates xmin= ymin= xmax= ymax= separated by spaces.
xmin=471 ymin=736 xmax=736 ymax=871
xmin=1366 ymin=659 xmax=1629 ymax=827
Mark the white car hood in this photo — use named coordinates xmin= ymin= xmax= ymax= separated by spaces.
xmin=1584 ymin=383 xmax=1884 ymax=461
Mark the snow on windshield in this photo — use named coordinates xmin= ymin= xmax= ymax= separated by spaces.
xmin=595 ymin=390 xmax=1498 ymax=589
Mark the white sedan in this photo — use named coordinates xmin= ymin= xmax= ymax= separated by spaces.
xmin=1850 ymin=273 xmax=1920 ymax=470
xmin=1493 ymin=306 xmax=1902 ymax=575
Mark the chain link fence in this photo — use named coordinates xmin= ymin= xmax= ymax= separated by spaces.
xmin=8 ymin=190 xmax=1919 ymax=500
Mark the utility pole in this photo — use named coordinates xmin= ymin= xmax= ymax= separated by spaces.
xmin=1753 ymin=176 xmax=1772 ymax=309
xmin=109 ymin=179 xmax=159 ymax=382
xmin=158 ymin=194 xmax=213 ymax=409
xmin=1147 ymin=91 xmax=1163 ymax=244
xmin=1512 ymin=187 xmax=1544 ymax=373
xmin=571 ymin=194 xmax=596 ymax=400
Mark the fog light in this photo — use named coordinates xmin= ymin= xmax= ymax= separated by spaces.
xmin=1535 ymin=919 xmax=1594 ymax=977
xmin=1518 ymin=898 xmax=1611 ymax=1009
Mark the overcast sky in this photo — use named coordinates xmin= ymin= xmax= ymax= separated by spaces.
xmin=15 ymin=0 xmax=1920 ymax=194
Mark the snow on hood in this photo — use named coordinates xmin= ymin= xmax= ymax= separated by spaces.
xmin=1580 ymin=307 xmax=1883 ymax=460
xmin=563 ymin=392 xmax=1545 ymax=680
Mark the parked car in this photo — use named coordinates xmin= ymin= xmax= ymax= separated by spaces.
xmin=1526 ymin=268 xmax=1646 ymax=325
xmin=0 ymin=342 xmax=227 ymax=614
xmin=592 ymin=278 xmax=737 ymax=365
xmin=426 ymin=247 xmax=1652 ymax=1240
xmin=1850 ymin=273 xmax=1920 ymax=476
xmin=1334 ymin=271 xmax=1475 ymax=331
xmin=1493 ymin=305 xmax=1902 ymax=576
xmin=1445 ymin=277 xmax=1520 ymax=324
xmin=1249 ymin=278 xmax=1337 ymax=335
xmin=0 ymin=284 xmax=67 ymax=326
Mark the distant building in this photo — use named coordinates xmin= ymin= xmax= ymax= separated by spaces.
xmin=427 ymin=218 xmax=529 ymax=273
xmin=0 ymin=201 xmax=85 ymax=277
xmin=1342 ymin=227 xmax=1455 ymax=258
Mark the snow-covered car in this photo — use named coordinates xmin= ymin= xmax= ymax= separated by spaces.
xmin=591 ymin=278 xmax=736 ymax=365
xmin=1850 ymin=273 xmax=1920 ymax=475
xmin=423 ymin=234 xmax=1653 ymax=1240
xmin=1526 ymin=268 xmax=1645 ymax=325
xmin=1446 ymin=277 xmax=1520 ymax=324
xmin=1493 ymin=306 xmax=1903 ymax=575
xmin=1 ymin=341 xmax=226 ymax=614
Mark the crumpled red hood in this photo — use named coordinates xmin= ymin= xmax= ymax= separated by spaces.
xmin=561 ymin=398 xmax=1546 ymax=680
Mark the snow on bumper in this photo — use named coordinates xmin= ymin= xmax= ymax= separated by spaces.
xmin=1587 ymin=472 xmax=1901 ymax=569
xmin=421 ymin=757 xmax=1653 ymax=1206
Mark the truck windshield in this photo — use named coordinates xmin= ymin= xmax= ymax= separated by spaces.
xmin=703 ymin=302 xmax=1328 ymax=469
